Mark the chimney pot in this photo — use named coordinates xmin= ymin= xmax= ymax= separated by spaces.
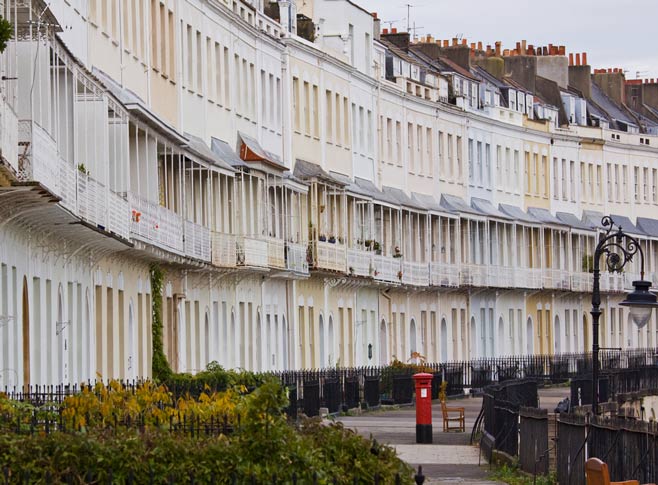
xmin=503 ymin=49 xmax=510 ymax=56
xmin=559 ymin=46 xmax=566 ymax=55
xmin=477 ymin=41 xmax=483 ymax=50
xmin=569 ymin=53 xmax=574 ymax=66
xmin=462 ymin=38 xmax=467 ymax=45
xmin=521 ymin=39 xmax=527 ymax=54
xmin=470 ymin=42 xmax=476 ymax=50
xmin=516 ymin=41 xmax=521 ymax=51
xmin=582 ymin=52 xmax=588 ymax=66
xmin=444 ymin=39 xmax=450 ymax=47
xmin=383 ymin=28 xmax=389 ymax=34
xmin=495 ymin=41 xmax=501 ymax=56
xmin=527 ymin=44 xmax=534 ymax=55
xmin=452 ymin=37 xmax=458 ymax=46
xmin=372 ymin=12 xmax=378 ymax=18
xmin=608 ymin=68 xmax=612 ymax=73
xmin=392 ymin=27 xmax=397 ymax=34
xmin=427 ymin=35 xmax=433 ymax=43
xmin=575 ymin=53 xmax=581 ymax=65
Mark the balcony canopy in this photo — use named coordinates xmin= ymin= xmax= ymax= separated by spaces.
xmin=184 ymin=134 xmax=234 ymax=173
xmin=636 ymin=218 xmax=658 ymax=238
xmin=471 ymin=198 xmax=512 ymax=221
xmin=329 ymin=172 xmax=373 ymax=199
xmin=354 ymin=178 xmax=399 ymax=206
xmin=556 ymin=212 xmax=596 ymax=232
xmin=582 ymin=210 xmax=606 ymax=230
xmin=237 ymin=132 xmax=287 ymax=172
xmin=382 ymin=186 xmax=425 ymax=211
xmin=528 ymin=207 xmax=566 ymax=227
xmin=411 ymin=192 xmax=451 ymax=215
xmin=293 ymin=159 xmax=347 ymax=186
xmin=499 ymin=204 xmax=540 ymax=224
xmin=439 ymin=194 xmax=485 ymax=217
xmin=610 ymin=214 xmax=645 ymax=236
xmin=211 ymin=138 xmax=248 ymax=168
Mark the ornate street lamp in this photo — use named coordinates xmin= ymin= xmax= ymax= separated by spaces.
xmin=591 ymin=216 xmax=658 ymax=414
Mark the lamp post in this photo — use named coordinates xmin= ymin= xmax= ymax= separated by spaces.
xmin=590 ymin=216 xmax=658 ymax=415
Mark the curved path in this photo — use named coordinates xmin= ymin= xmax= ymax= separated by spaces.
xmin=336 ymin=387 xmax=567 ymax=484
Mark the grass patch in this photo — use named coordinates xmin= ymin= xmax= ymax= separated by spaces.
xmin=489 ymin=461 xmax=557 ymax=485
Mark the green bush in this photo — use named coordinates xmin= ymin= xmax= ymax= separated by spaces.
xmin=0 ymin=379 xmax=413 ymax=484
xmin=0 ymin=16 xmax=12 ymax=53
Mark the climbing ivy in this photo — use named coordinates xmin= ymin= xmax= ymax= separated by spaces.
xmin=150 ymin=263 xmax=172 ymax=381
xmin=0 ymin=16 xmax=12 ymax=53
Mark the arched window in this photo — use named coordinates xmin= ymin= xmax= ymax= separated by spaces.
xmin=554 ymin=315 xmax=561 ymax=354
xmin=440 ymin=318 xmax=448 ymax=362
xmin=319 ymin=314 xmax=325 ymax=368
xmin=379 ymin=319 xmax=388 ymax=365
xmin=526 ymin=317 xmax=534 ymax=354
xmin=409 ymin=318 xmax=417 ymax=356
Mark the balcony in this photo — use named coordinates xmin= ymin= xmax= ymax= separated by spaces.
xmin=129 ymin=193 xmax=184 ymax=254
xmin=514 ymin=268 xmax=542 ymax=289
xmin=267 ymin=237 xmax=286 ymax=269
xmin=237 ymin=236 xmax=268 ymax=268
xmin=372 ymin=254 xmax=400 ymax=284
xmin=285 ymin=242 xmax=309 ymax=275
xmin=489 ymin=266 xmax=514 ymax=288
xmin=1 ymin=102 xmax=18 ymax=175
xmin=347 ymin=248 xmax=372 ymax=277
xmin=211 ymin=232 xmax=236 ymax=268
xmin=430 ymin=262 xmax=459 ymax=287
xmin=18 ymin=121 xmax=59 ymax=195
xmin=401 ymin=261 xmax=430 ymax=286
xmin=600 ymin=272 xmax=624 ymax=293
xmin=571 ymin=272 xmax=593 ymax=292
xmin=460 ymin=264 xmax=487 ymax=287
xmin=184 ymin=220 xmax=211 ymax=262
xmin=314 ymin=241 xmax=346 ymax=272
xmin=543 ymin=269 xmax=571 ymax=290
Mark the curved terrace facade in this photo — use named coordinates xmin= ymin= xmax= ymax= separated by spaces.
xmin=1 ymin=0 xmax=657 ymax=386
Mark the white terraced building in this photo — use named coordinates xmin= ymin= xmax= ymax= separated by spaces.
xmin=1 ymin=0 xmax=658 ymax=387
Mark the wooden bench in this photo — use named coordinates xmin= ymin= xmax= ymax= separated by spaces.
xmin=585 ymin=457 xmax=655 ymax=485
xmin=441 ymin=399 xmax=465 ymax=432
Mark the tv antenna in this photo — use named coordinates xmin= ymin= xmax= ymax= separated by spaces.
xmin=383 ymin=19 xmax=404 ymax=31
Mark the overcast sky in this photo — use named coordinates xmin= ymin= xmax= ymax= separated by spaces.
xmin=355 ymin=0 xmax=658 ymax=79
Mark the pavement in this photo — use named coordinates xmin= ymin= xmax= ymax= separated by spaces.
xmin=335 ymin=386 xmax=569 ymax=484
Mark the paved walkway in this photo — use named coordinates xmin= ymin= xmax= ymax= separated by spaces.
xmin=335 ymin=386 xmax=568 ymax=484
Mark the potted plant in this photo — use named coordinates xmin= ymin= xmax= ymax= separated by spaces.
xmin=319 ymin=234 xmax=327 ymax=242
xmin=349 ymin=266 xmax=355 ymax=275
xmin=338 ymin=236 xmax=344 ymax=244
xmin=328 ymin=235 xmax=336 ymax=244
xmin=364 ymin=239 xmax=372 ymax=248
xmin=393 ymin=246 xmax=402 ymax=258
xmin=397 ymin=270 xmax=403 ymax=280
xmin=373 ymin=241 xmax=381 ymax=255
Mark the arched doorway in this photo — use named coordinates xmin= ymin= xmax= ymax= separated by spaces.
xmin=204 ymin=311 xmax=210 ymax=369
xmin=22 ymin=277 xmax=30 ymax=388
xmin=409 ymin=318 xmax=417 ymax=356
xmin=230 ymin=310 xmax=236 ymax=368
xmin=319 ymin=314 xmax=325 ymax=368
xmin=274 ymin=315 xmax=279 ymax=369
xmin=379 ymin=319 xmax=388 ymax=365
xmin=583 ymin=313 xmax=590 ymax=351
xmin=526 ymin=317 xmax=534 ymax=354
xmin=328 ymin=316 xmax=334 ymax=366
xmin=57 ymin=286 xmax=68 ymax=384
xmin=440 ymin=318 xmax=448 ymax=362
xmin=470 ymin=317 xmax=476 ymax=359
xmin=497 ymin=316 xmax=504 ymax=356
xmin=177 ymin=303 xmax=186 ymax=372
xmin=554 ymin=315 xmax=561 ymax=354
xmin=282 ymin=316 xmax=288 ymax=370
xmin=266 ymin=314 xmax=271 ymax=370
xmin=256 ymin=313 xmax=262 ymax=371
xmin=127 ymin=302 xmax=135 ymax=380
xmin=85 ymin=291 xmax=92 ymax=379
xmin=627 ymin=313 xmax=634 ymax=348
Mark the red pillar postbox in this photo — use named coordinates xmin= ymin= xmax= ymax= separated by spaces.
xmin=413 ymin=372 xmax=433 ymax=443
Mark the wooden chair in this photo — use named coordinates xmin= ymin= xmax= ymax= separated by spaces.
xmin=441 ymin=399 xmax=465 ymax=432
xmin=585 ymin=458 xmax=643 ymax=485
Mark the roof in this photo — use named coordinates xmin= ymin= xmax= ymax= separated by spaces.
xmin=380 ymin=38 xmax=422 ymax=68
xmin=473 ymin=66 xmax=508 ymax=90
xmin=330 ymin=172 xmax=373 ymax=199
xmin=435 ymin=56 xmax=478 ymax=81
xmin=589 ymin=82 xmax=637 ymax=128
xmin=610 ymin=214 xmax=643 ymax=235
xmin=499 ymin=204 xmax=539 ymax=224
xmin=211 ymin=138 xmax=248 ymax=168
xmin=237 ymin=132 xmax=287 ymax=171
xmin=556 ymin=212 xmax=595 ymax=232
xmin=439 ymin=194 xmax=484 ymax=217
xmin=382 ymin=186 xmax=425 ymax=210
xmin=582 ymin=210 xmax=605 ymax=230
xmin=527 ymin=207 xmax=565 ymax=226
xmin=503 ymin=76 xmax=531 ymax=94
xmin=293 ymin=159 xmax=347 ymax=186
xmin=184 ymin=134 xmax=234 ymax=172
xmin=636 ymin=217 xmax=658 ymax=238
xmin=411 ymin=192 xmax=445 ymax=214
xmin=471 ymin=198 xmax=512 ymax=220
xmin=354 ymin=178 xmax=399 ymax=206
